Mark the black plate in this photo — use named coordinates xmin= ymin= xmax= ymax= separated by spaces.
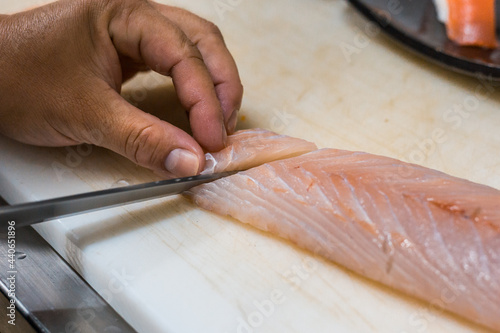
xmin=346 ymin=0 xmax=500 ymax=79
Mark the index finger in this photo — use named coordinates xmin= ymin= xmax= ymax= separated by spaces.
xmin=151 ymin=3 xmax=244 ymax=134
xmin=108 ymin=1 xmax=227 ymax=151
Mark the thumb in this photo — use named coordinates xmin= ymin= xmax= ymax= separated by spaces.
xmin=89 ymin=90 xmax=205 ymax=178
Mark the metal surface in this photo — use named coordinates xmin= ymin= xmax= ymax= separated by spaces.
xmin=347 ymin=0 xmax=500 ymax=79
xmin=0 ymin=171 xmax=235 ymax=228
xmin=0 ymin=225 xmax=136 ymax=332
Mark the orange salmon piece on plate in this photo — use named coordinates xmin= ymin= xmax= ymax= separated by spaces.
xmin=447 ymin=0 xmax=497 ymax=48
xmin=188 ymin=147 xmax=500 ymax=331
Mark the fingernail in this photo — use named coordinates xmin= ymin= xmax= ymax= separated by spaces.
xmin=164 ymin=149 xmax=200 ymax=177
xmin=227 ymin=110 xmax=239 ymax=134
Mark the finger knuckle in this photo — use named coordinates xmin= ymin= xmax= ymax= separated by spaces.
xmin=100 ymin=0 xmax=149 ymax=26
xmin=124 ymin=123 xmax=159 ymax=166
xmin=205 ymin=22 xmax=223 ymax=39
xmin=177 ymin=33 xmax=203 ymax=62
xmin=179 ymin=32 xmax=196 ymax=51
xmin=203 ymin=22 xmax=225 ymax=45
xmin=191 ymin=21 xmax=224 ymax=47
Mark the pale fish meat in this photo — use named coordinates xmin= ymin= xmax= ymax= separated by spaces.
xmin=202 ymin=128 xmax=317 ymax=174
xmin=188 ymin=131 xmax=500 ymax=331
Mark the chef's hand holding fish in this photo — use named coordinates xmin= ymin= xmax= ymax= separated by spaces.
xmin=0 ymin=0 xmax=243 ymax=178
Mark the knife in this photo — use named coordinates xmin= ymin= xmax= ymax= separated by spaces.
xmin=0 ymin=171 xmax=235 ymax=228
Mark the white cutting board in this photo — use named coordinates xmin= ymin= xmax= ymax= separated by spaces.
xmin=1 ymin=0 xmax=499 ymax=332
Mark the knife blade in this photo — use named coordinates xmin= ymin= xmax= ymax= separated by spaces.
xmin=0 ymin=171 xmax=236 ymax=228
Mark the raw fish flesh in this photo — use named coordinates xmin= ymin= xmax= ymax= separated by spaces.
xmin=188 ymin=133 xmax=500 ymax=330
xmin=433 ymin=0 xmax=497 ymax=48
xmin=202 ymin=128 xmax=317 ymax=174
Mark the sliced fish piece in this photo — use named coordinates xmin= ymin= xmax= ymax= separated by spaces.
xmin=433 ymin=0 xmax=497 ymax=48
xmin=202 ymin=128 xmax=317 ymax=174
xmin=188 ymin=148 xmax=500 ymax=331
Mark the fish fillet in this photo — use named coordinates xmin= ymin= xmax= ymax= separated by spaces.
xmin=202 ymin=128 xmax=317 ymax=174
xmin=188 ymin=136 xmax=500 ymax=330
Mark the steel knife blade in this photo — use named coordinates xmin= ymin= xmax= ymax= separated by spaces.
xmin=0 ymin=171 xmax=236 ymax=228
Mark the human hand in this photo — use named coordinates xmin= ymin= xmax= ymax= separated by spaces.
xmin=0 ymin=0 xmax=243 ymax=178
